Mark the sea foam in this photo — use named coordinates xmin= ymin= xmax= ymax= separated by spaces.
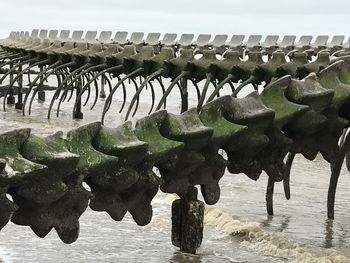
xmin=204 ymin=208 xmax=350 ymax=263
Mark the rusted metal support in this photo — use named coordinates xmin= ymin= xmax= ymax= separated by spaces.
xmin=7 ymin=62 xmax=15 ymax=104
xmin=38 ymin=65 xmax=45 ymax=101
xmin=73 ymin=77 xmax=83 ymax=119
xmin=180 ymin=78 xmax=188 ymax=113
xmin=15 ymin=64 xmax=23 ymax=109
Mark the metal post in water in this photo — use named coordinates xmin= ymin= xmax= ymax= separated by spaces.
xmin=38 ymin=66 xmax=45 ymax=101
xmin=7 ymin=62 xmax=15 ymax=104
xmin=180 ymin=78 xmax=188 ymax=113
xmin=100 ymin=75 xmax=106 ymax=98
xmin=73 ymin=77 xmax=83 ymax=119
xmin=171 ymin=186 xmax=204 ymax=254
xmin=15 ymin=64 xmax=23 ymax=109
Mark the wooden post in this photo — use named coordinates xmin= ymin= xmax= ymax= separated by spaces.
xmin=171 ymin=186 xmax=204 ymax=254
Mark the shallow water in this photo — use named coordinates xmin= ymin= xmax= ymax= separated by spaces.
xmin=0 ymin=75 xmax=348 ymax=262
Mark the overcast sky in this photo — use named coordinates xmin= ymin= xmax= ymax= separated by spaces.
xmin=0 ymin=0 xmax=349 ymax=38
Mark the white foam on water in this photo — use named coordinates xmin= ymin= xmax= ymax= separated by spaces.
xmin=204 ymin=208 xmax=350 ymax=263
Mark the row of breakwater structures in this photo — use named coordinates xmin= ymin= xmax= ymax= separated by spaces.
xmin=0 ymin=30 xmax=349 ymax=255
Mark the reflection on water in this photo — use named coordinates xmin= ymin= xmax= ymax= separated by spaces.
xmin=261 ymin=215 xmax=290 ymax=233
xmin=216 ymin=154 xmax=350 ymax=260
xmin=170 ymin=252 xmax=203 ymax=263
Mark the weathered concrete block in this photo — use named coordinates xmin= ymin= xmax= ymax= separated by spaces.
xmin=261 ymin=75 xmax=308 ymax=129
xmin=11 ymin=181 xmax=90 ymax=244
xmin=199 ymin=96 xmax=247 ymax=147
xmin=19 ymin=133 xmax=79 ymax=203
xmin=286 ymin=73 xmax=334 ymax=111
xmin=229 ymin=91 xmax=275 ymax=129
xmin=94 ymin=122 xmax=148 ymax=166
xmin=0 ymin=187 xmax=17 ymax=230
xmin=0 ymin=129 xmax=48 ymax=186
xmin=66 ymin=122 xmax=118 ymax=176
xmin=160 ymin=108 xmax=213 ymax=150
xmin=134 ymin=110 xmax=184 ymax=164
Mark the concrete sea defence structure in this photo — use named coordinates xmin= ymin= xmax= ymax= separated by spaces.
xmin=0 ymin=30 xmax=350 ymax=254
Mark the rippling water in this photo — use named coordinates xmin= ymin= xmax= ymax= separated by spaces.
xmin=0 ymin=75 xmax=349 ymax=262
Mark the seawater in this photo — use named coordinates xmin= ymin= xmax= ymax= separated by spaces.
xmin=0 ymin=75 xmax=348 ymax=262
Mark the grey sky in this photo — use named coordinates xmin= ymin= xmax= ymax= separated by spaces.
xmin=0 ymin=0 xmax=349 ymax=38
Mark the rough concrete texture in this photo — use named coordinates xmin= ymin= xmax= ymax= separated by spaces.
xmin=1 ymin=32 xmax=350 ymax=253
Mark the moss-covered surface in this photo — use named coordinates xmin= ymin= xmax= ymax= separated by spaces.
xmin=1 ymin=38 xmax=350 ymax=255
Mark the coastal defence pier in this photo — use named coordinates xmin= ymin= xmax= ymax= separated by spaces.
xmin=0 ymin=30 xmax=349 ymax=253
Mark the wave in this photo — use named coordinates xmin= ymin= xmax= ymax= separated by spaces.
xmin=204 ymin=208 xmax=350 ymax=263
